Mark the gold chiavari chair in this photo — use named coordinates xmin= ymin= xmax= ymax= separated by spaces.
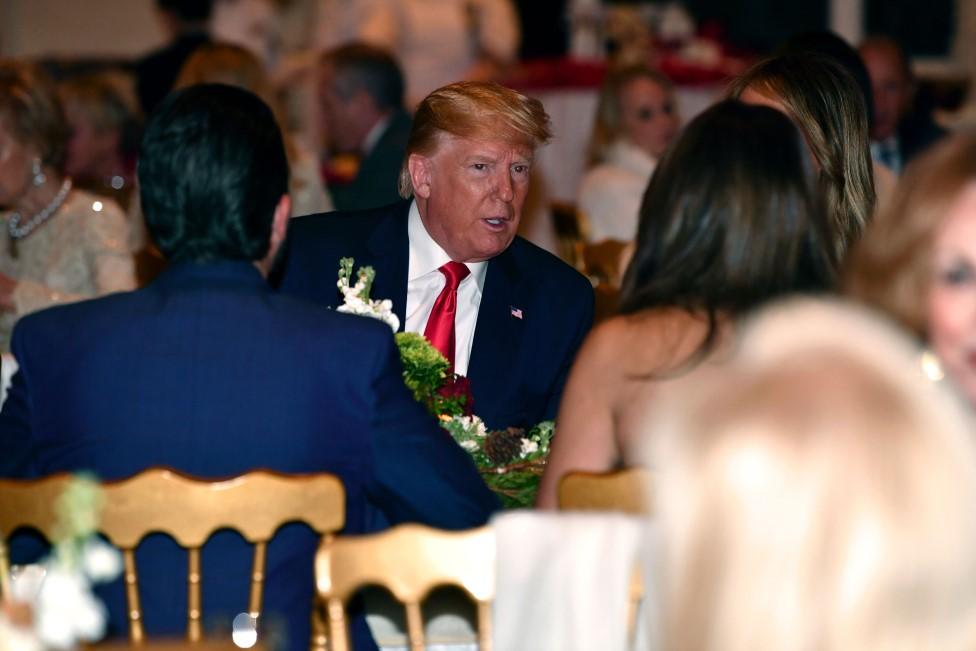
xmin=557 ymin=468 xmax=652 ymax=644
xmin=556 ymin=468 xmax=652 ymax=515
xmin=0 ymin=473 xmax=71 ymax=598
xmin=582 ymin=239 xmax=629 ymax=287
xmin=0 ymin=468 xmax=345 ymax=646
xmin=316 ymin=524 xmax=494 ymax=651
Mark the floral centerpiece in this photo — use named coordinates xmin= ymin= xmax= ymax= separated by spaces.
xmin=338 ymin=258 xmax=554 ymax=508
xmin=1 ymin=474 xmax=122 ymax=650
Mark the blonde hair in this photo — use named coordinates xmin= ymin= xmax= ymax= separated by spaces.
xmin=650 ymin=299 xmax=976 ymax=651
xmin=586 ymin=64 xmax=673 ymax=167
xmin=0 ymin=60 xmax=69 ymax=173
xmin=174 ymin=43 xmax=297 ymax=164
xmin=729 ymin=54 xmax=875 ymax=262
xmin=845 ymin=133 xmax=976 ymax=338
xmin=176 ymin=43 xmax=275 ymax=106
xmin=397 ymin=81 xmax=552 ymax=198
xmin=59 ymin=72 xmax=139 ymax=134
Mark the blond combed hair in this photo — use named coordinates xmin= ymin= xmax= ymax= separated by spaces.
xmin=397 ymin=81 xmax=552 ymax=198
xmin=845 ymin=132 xmax=976 ymax=338
xmin=729 ymin=54 xmax=875 ymax=263
xmin=649 ymin=299 xmax=976 ymax=651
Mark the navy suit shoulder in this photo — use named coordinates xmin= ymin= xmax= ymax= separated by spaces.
xmin=505 ymin=235 xmax=593 ymax=297
xmin=274 ymin=202 xmax=408 ymax=307
xmin=469 ymin=236 xmax=594 ymax=428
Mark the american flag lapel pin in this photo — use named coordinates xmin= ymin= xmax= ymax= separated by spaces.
xmin=510 ymin=306 xmax=523 ymax=320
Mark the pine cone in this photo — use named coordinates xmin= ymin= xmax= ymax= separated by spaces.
xmin=483 ymin=427 xmax=525 ymax=465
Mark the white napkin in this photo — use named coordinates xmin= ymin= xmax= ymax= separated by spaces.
xmin=492 ymin=511 xmax=649 ymax=651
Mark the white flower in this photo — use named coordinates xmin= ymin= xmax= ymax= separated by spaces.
xmin=460 ymin=440 xmax=478 ymax=451
xmin=34 ymin=567 xmax=107 ymax=648
xmin=520 ymin=438 xmax=539 ymax=457
xmin=9 ymin=564 xmax=46 ymax=603
xmin=474 ymin=418 xmax=488 ymax=438
xmin=81 ymin=540 xmax=122 ymax=582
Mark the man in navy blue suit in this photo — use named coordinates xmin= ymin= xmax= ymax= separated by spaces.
xmin=277 ymin=81 xmax=594 ymax=430
xmin=0 ymin=84 xmax=497 ymax=650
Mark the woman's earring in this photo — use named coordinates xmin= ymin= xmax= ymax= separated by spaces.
xmin=32 ymin=158 xmax=46 ymax=187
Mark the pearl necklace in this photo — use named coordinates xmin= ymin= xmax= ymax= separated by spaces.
xmin=8 ymin=178 xmax=73 ymax=239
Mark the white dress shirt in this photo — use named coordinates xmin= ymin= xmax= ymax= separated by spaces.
xmin=405 ymin=201 xmax=487 ymax=376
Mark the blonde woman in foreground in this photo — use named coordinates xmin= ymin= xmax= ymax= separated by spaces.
xmin=649 ymin=299 xmax=976 ymax=651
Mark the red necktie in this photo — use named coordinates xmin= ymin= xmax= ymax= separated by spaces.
xmin=424 ymin=261 xmax=470 ymax=372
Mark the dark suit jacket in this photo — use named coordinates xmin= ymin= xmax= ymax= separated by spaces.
xmin=330 ymin=110 xmax=412 ymax=212
xmin=898 ymin=110 xmax=946 ymax=166
xmin=0 ymin=261 xmax=497 ymax=651
xmin=135 ymin=31 xmax=210 ymax=116
xmin=275 ymin=201 xmax=595 ymax=430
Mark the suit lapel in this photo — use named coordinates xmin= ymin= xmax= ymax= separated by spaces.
xmin=367 ymin=202 xmax=411 ymax=331
xmin=468 ymin=248 xmax=524 ymax=423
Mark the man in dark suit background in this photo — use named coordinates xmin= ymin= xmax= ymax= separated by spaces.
xmin=135 ymin=0 xmax=213 ymax=116
xmin=0 ymin=84 xmax=496 ymax=650
xmin=278 ymin=81 xmax=594 ymax=431
xmin=860 ymin=35 xmax=946 ymax=173
xmin=319 ymin=44 xmax=412 ymax=211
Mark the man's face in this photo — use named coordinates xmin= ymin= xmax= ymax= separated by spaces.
xmin=412 ymin=134 xmax=534 ymax=262
xmin=318 ymin=65 xmax=368 ymax=153
xmin=861 ymin=44 xmax=912 ymax=141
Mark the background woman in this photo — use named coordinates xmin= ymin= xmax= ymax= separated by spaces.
xmin=0 ymin=61 xmax=135 ymax=352
xmin=577 ymin=65 xmax=679 ymax=244
xmin=536 ymin=100 xmax=837 ymax=508
xmin=847 ymin=132 xmax=976 ymax=406
xmin=730 ymin=53 xmax=876 ymax=261
xmin=650 ymin=299 xmax=976 ymax=651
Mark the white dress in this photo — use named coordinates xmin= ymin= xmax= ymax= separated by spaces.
xmin=577 ymin=141 xmax=657 ymax=243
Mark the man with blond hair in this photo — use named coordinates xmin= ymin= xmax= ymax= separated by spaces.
xmin=277 ymin=81 xmax=593 ymax=430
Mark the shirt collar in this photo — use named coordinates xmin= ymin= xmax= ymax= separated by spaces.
xmin=362 ymin=113 xmax=392 ymax=155
xmin=407 ymin=200 xmax=488 ymax=292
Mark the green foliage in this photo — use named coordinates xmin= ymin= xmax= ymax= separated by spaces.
xmin=53 ymin=473 xmax=103 ymax=568
xmin=395 ymin=332 xmax=450 ymax=402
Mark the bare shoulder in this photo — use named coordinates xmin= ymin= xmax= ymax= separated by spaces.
xmin=579 ymin=308 xmax=709 ymax=375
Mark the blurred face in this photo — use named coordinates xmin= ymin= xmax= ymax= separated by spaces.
xmin=929 ymin=183 xmax=976 ymax=404
xmin=861 ymin=45 xmax=911 ymax=141
xmin=318 ymin=65 xmax=372 ymax=153
xmin=410 ymin=134 xmax=533 ymax=262
xmin=619 ymin=77 xmax=679 ymax=159
xmin=0 ymin=116 xmax=34 ymax=207
xmin=64 ymin=104 xmax=115 ymax=180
